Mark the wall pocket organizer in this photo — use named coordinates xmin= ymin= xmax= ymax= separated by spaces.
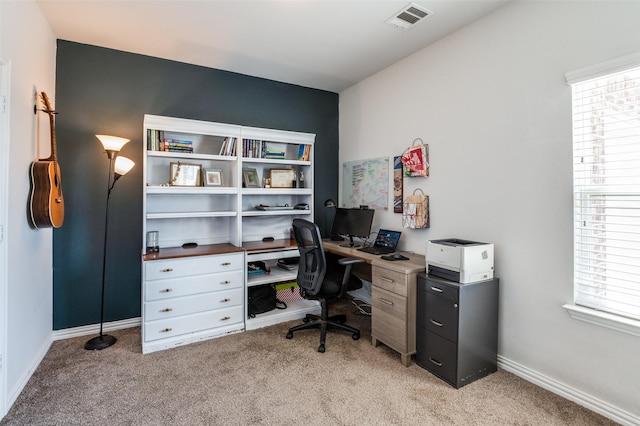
xmin=401 ymin=138 xmax=429 ymax=177
xmin=402 ymin=189 xmax=430 ymax=229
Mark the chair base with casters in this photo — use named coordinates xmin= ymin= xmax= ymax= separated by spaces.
xmin=286 ymin=257 xmax=363 ymax=353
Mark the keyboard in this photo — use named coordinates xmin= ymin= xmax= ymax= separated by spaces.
xmin=358 ymin=246 xmax=394 ymax=255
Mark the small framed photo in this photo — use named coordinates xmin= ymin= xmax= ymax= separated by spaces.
xmin=170 ymin=162 xmax=202 ymax=187
xmin=203 ymin=168 xmax=223 ymax=187
xmin=270 ymin=168 xmax=296 ymax=188
xmin=242 ymin=168 xmax=260 ymax=188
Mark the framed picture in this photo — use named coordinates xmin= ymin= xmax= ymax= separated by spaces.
xmin=242 ymin=168 xmax=260 ymax=188
xmin=169 ymin=162 xmax=202 ymax=186
xmin=270 ymin=168 xmax=296 ymax=188
xmin=203 ymin=168 xmax=223 ymax=186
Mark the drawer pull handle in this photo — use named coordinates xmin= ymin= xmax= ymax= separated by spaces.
xmin=161 ymin=308 xmax=173 ymax=313
xmin=430 ymin=286 xmax=443 ymax=293
xmin=220 ymin=280 xmax=231 ymax=285
xmin=380 ymin=276 xmax=394 ymax=283
xmin=221 ymin=262 xmax=231 ymax=266
xmin=160 ymin=328 xmax=172 ymax=333
xmin=221 ymin=298 xmax=231 ymax=303
xmin=161 ymin=268 xmax=174 ymax=273
xmin=429 ymin=357 xmax=443 ymax=367
xmin=220 ymin=316 xmax=231 ymax=321
xmin=379 ymin=298 xmax=394 ymax=306
xmin=430 ymin=319 xmax=443 ymax=327
xmin=160 ymin=288 xmax=173 ymax=293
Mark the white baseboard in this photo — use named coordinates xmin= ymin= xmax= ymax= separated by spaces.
xmin=52 ymin=317 xmax=141 ymax=341
xmin=498 ymin=355 xmax=639 ymax=426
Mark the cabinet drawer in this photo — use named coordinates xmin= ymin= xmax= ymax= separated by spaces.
xmin=372 ymin=265 xmax=408 ymax=296
xmin=423 ymin=277 xmax=459 ymax=302
xmin=419 ymin=293 xmax=459 ymax=342
xmin=145 ymin=253 xmax=244 ymax=281
xmin=144 ymin=288 xmax=243 ymax=321
xmin=145 ymin=270 xmax=243 ymax=301
xmin=371 ymin=287 xmax=407 ymax=352
xmin=416 ymin=329 xmax=457 ymax=386
xmin=143 ymin=305 xmax=244 ymax=342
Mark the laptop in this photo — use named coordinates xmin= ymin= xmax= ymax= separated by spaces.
xmin=358 ymin=229 xmax=402 ymax=255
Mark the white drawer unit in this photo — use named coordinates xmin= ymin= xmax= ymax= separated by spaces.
xmin=142 ymin=251 xmax=245 ymax=354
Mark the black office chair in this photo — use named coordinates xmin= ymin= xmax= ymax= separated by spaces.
xmin=286 ymin=219 xmax=363 ymax=353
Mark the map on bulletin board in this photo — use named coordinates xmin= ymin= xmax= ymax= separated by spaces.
xmin=342 ymin=157 xmax=389 ymax=210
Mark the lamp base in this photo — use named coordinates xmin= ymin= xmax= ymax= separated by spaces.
xmin=84 ymin=334 xmax=117 ymax=350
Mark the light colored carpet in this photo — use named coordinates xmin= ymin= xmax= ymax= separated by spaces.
xmin=1 ymin=300 xmax=616 ymax=425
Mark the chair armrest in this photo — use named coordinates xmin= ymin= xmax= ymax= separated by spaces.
xmin=337 ymin=257 xmax=365 ymax=297
xmin=337 ymin=257 xmax=365 ymax=266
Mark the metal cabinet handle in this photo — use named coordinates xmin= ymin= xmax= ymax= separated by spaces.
xmin=220 ymin=280 xmax=231 ymax=285
xmin=430 ymin=319 xmax=443 ymax=327
xmin=160 ymin=268 xmax=174 ymax=273
xmin=220 ymin=298 xmax=231 ymax=303
xmin=160 ymin=288 xmax=172 ymax=293
xmin=221 ymin=262 xmax=231 ymax=266
xmin=379 ymin=298 xmax=394 ymax=306
xmin=160 ymin=328 xmax=172 ymax=333
xmin=220 ymin=316 xmax=231 ymax=321
xmin=380 ymin=276 xmax=394 ymax=283
xmin=160 ymin=308 xmax=173 ymax=313
xmin=429 ymin=357 xmax=443 ymax=367
xmin=430 ymin=286 xmax=443 ymax=293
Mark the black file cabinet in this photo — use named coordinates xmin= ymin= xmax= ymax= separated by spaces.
xmin=416 ymin=273 xmax=499 ymax=388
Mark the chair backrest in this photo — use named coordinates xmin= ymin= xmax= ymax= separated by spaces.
xmin=292 ymin=219 xmax=326 ymax=297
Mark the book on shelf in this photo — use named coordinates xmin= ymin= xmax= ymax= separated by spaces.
xmin=219 ymin=137 xmax=237 ymax=156
xmin=297 ymin=144 xmax=311 ymax=161
xmin=147 ymin=129 xmax=167 ymax=151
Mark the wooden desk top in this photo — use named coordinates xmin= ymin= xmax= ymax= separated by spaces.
xmin=322 ymin=239 xmax=426 ymax=274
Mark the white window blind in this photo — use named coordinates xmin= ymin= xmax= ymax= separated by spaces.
xmin=570 ymin=62 xmax=640 ymax=321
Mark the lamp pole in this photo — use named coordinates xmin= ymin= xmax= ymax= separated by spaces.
xmin=85 ymin=136 xmax=134 ymax=351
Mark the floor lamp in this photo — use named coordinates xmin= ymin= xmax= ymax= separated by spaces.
xmin=85 ymin=135 xmax=135 ymax=351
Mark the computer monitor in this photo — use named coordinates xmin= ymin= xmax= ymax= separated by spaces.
xmin=330 ymin=207 xmax=375 ymax=248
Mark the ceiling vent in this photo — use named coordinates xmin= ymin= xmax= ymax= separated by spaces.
xmin=385 ymin=3 xmax=432 ymax=31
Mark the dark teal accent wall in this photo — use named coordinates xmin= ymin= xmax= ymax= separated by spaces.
xmin=53 ymin=41 xmax=339 ymax=330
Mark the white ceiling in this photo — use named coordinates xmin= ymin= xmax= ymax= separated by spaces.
xmin=37 ymin=0 xmax=510 ymax=93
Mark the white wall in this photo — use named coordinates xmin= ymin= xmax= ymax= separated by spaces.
xmin=340 ymin=1 xmax=640 ymax=422
xmin=0 ymin=0 xmax=56 ymax=417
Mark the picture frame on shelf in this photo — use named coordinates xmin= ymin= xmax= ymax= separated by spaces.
xmin=203 ymin=168 xmax=223 ymax=187
xmin=270 ymin=168 xmax=296 ymax=188
xmin=242 ymin=168 xmax=260 ymax=188
xmin=169 ymin=162 xmax=202 ymax=187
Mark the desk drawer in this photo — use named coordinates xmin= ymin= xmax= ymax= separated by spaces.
xmin=145 ymin=253 xmax=244 ymax=281
xmin=145 ymin=270 xmax=243 ymax=301
xmin=144 ymin=288 xmax=243 ymax=321
xmin=372 ymin=265 xmax=408 ymax=296
xmin=372 ymin=286 xmax=407 ymax=352
xmin=143 ymin=305 xmax=244 ymax=342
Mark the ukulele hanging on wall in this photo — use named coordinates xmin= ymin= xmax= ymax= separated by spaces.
xmin=29 ymin=91 xmax=65 ymax=228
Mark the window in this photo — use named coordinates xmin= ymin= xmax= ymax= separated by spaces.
xmin=568 ymin=55 xmax=640 ymax=323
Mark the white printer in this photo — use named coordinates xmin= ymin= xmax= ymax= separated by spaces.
xmin=426 ymin=238 xmax=494 ymax=283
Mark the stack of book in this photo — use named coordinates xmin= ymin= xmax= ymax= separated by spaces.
xmin=263 ymin=148 xmax=285 ymax=160
xmin=162 ymin=139 xmax=193 ymax=153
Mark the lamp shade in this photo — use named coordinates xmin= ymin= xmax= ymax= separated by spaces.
xmin=114 ymin=156 xmax=135 ymax=176
xmin=96 ymin=134 xmax=129 ymax=152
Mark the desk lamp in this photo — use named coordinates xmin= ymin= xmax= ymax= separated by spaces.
xmin=85 ymin=135 xmax=135 ymax=351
